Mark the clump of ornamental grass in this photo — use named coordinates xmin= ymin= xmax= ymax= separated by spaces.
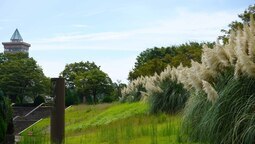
xmin=183 ymin=70 xmax=255 ymax=144
xmin=146 ymin=66 xmax=189 ymax=114
xmin=120 ymin=76 xmax=148 ymax=102
xmin=181 ymin=16 xmax=255 ymax=144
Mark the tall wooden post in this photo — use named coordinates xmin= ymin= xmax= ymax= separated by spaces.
xmin=50 ymin=78 xmax=65 ymax=144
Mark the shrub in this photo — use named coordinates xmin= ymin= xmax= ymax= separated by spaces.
xmin=0 ymin=118 xmax=7 ymax=143
xmin=33 ymin=95 xmax=45 ymax=106
xmin=181 ymin=17 xmax=255 ymax=144
xmin=120 ymin=76 xmax=147 ymax=102
xmin=65 ymin=89 xmax=79 ymax=106
xmin=101 ymin=96 xmax=114 ymax=103
xmin=182 ymin=71 xmax=255 ymax=144
xmin=0 ymin=91 xmax=12 ymax=143
xmin=146 ymin=66 xmax=189 ymax=114
xmin=148 ymin=80 xmax=188 ymax=114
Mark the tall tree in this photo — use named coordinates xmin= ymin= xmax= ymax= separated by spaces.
xmin=60 ymin=61 xmax=114 ymax=104
xmin=0 ymin=53 xmax=50 ymax=103
xmin=61 ymin=61 xmax=99 ymax=89
xmin=112 ymin=80 xmax=127 ymax=100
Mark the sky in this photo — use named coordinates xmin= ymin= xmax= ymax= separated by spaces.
xmin=0 ymin=0 xmax=254 ymax=83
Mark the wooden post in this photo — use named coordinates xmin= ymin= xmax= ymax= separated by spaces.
xmin=50 ymin=78 xmax=65 ymax=144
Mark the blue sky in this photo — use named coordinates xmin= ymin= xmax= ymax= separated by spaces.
xmin=0 ymin=0 xmax=254 ymax=83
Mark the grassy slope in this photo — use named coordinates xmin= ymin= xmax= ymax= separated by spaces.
xmin=20 ymin=102 xmax=191 ymax=144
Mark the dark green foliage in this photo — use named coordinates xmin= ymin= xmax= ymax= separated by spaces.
xmin=60 ymin=61 xmax=100 ymax=89
xmin=182 ymin=70 xmax=255 ymax=144
xmin=129 ymin=58 xmax=167 ymax=80
xmin=65 ymin=89 xmax=79 ymax=106
xmin=61 ymin=61 xmax=114 ymax=104
xmin=33 ymin=95 xmax=45 ymax=106
xmin=0 ymin=53 xmax=50 ymax=103
xmin=112 ymin=81 xmax=127 ymax=101
xmin=128 ymin=42 xmax=212 ymax=80
xmin=0 ymin=91 xmax=12 ymax=143
xmin=148 ymin=79 xmax=189 ymax=114
xmin=0 ymin=118 xmax=6 ymax=143
xmin=101 ymin=96 xmax=114 ymax=103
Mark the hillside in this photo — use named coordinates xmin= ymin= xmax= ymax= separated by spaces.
xmin=19 ymin=102 xmax=190 ymax=144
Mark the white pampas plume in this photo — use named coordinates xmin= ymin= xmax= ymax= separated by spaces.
xmin=236 ymin=28 xmax=246 ymax=55
xmin=244 ymin=23 xmax=255 ymax=60
xmin=250 ymin=14 xmax=255 ymax=34
xmin=170 ymin=67 xmax=178 ymax=81
xmin=224 ymin=30 xmax=237 ymax=65
xmin=202 ymin=80 xmax=218 ymax=103
xmin=237 ymin=52 xmax=255 ymax=77
xmin=188 ymin=71 xmax=202 ymax=91
xmin=176 ymin=67 xmax=192 ymax=90
xmin=215 ymin=41 xmax=230 ymax=67
xmin=224 ymin=46 xmax=237 ymax=65
xmin=234 ymin=25 xmax=255 ymax=78
xmin=191 ymin=60 xmax=216 ymax=82
xmin=159 ymin=66 xmax=171 ymax=82
xmin=145 ymin=81 xmax=163 ymax=94
xmin=140 ymin=91 xmax=148 ymax=103
xmin=201 ymin=45 xmax=220 ymax=71
xmin=234 ymin=60 xmax=242 ymax=78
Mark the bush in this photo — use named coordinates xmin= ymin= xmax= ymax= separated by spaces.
xmin=121 ymin=76 xmax=147 ymax=102
xmin=0 ymin=118 xmax=7 ymax=143
xmin=101 ymin=96 xmax=114 ymax=103
xmin=33 ymin=95 xmax=45 ymax=106
xmin=182 ymin=70 xmax=255 ymax=144
xmin=147 ymin=78 xmax=189 ymax=114
xmin=65 ymin=89 xmax=79 ymax=106
xmin=180 ymin=16 xmax=255 ymax=144
xmin=0 ymin=91 xmax=12 ymax=143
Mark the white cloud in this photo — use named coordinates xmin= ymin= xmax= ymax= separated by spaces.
xmin=33 ymin=31 xmax=132 ymax=43
xmin=30 ymin=9 xmax=242 ymax=82
xmin=31 ymin=9 xmax=240 ymax=51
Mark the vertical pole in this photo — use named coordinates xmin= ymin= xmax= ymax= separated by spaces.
xmin=50 ymin=78 xmax=65 ymax=144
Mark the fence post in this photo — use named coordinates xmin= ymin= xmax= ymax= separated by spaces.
xmin=50 ymin=78 xmax=65 ymax=144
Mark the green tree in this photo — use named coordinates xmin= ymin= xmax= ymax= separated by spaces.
xmin=0 ymin=53 xmax=50 ymax=103
xmin=65 ymin=89 xmax=79 ymax=106
xmin=110 ymin=80 xmax=127 ymax=102
xmin=61 ymin=61 xmax=99 ymax=89
xmin=61 ymin=61 xmax=114 ymax=104
xmin=128 ymin=42 xmax=209 ymax=80
xmin=129 ymin=58 xmax=167 ymax=80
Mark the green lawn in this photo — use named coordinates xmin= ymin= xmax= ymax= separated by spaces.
xmin=19 ymin=102 xmax=192 ymax=144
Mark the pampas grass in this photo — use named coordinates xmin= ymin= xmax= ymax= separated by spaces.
xmin=121 ymin=76 xmax=148 ymax=102
xmin=146 ymin=66 xmax=189 ymax=114
xmin=183 ymin=70 xmax=255 ymax=144
xmin=122 ymin=15 xmax=255 ymax=144
xmin=201 ymin=80 xmax=218 ymax=103
xmin=182 ymin=16 xmax=255 ymax=144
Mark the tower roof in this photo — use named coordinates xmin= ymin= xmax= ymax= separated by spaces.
xmin=10 ymin=29 xmax=23 ymax=42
